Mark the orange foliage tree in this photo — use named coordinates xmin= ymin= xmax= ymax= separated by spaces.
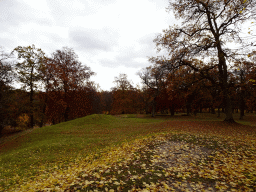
xmin=38 ymin=47 xmax=95 ymax=125
xmin=150 ymin=0 xmax=256 ymax=122
xmin=99 ymin=91 xmax=113 ymax=114
xmin=244 ymin=61 xmax=256 ymax=113
xmin=138 ymin=66 xmax=166 ymax=117
xmin=111 ymin=74 xmax=143 ymax=114
xmin=139 ymin=61 xmax=225 ymax=117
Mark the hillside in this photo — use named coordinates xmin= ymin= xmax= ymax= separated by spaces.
xmin=0 ymin=113 xmax=256 ymax=191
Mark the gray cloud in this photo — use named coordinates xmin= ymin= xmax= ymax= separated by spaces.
xmin=0 ymin=0 xmax=53 ymax=29
xmin=100 ymin=46 xmax=151 ymax=69
xmin=0 ymin=0 xmax=174 ymax=91
xmin=139 ymin=33 xmax=158 ymax=45
xmin=0 ymin=0 xmax=29 ymax=27
xmin=45 ymin=0 xmax=117 ymax=26
xmin=99 ymin=33 xmax=158 ymax=68
xmin=69 ymin=27 xmax=118 ymax=52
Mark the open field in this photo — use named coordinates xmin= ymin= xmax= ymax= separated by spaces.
xmin=0 ymin=113 xmax=256 ymax=191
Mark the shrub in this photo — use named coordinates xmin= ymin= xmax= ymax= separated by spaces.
xmin=16 ymin=113 xmax=30 ymax=131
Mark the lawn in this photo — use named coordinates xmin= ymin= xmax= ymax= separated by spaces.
xmin=0 ymin=113 xmax=255 ymax=191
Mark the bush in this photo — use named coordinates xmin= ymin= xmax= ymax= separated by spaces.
xmin=16 ymin=113 xmax=29 ymax=131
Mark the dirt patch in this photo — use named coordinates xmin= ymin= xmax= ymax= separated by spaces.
xmin=152 ymin=140 xmax=216 ymax=191
xmin=153 ymin=141 xmax=213 ymax=168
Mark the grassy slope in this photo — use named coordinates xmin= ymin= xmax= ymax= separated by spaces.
xmin=0 ymin=114 xmax=165 ymax=190
xmin=0 ymin=113 xmax=255 ymax=191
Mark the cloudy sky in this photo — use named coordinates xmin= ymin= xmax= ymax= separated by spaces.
xmin=1 ymin=0 xmax=177 ymax=91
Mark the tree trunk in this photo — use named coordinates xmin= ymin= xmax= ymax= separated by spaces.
xmin=0 ymin=90 xmax=3 ymax=138
xmin=186 ymin=103 xmax=191 ymax=116
xmin=39 ymin=101 xmax=47 ymax=127
xmin=64 ymin=106 xmax=70 ymax=122
xmin=216 ymin=39 xmax=235 ymax=123
xmin=240 ymin=108 xmax=245 ymax=120
xmin=211 ymin=107 xmax=216 ymax=114
xmin=0 ymin=124 xmax=3 ymax=138
xmin=0 ymin=92 xmax=4 ymax=138
xmin=63 ymin=86 xmax=70 ymax=122
xmin=193 ymin=109 xmax=197 ymax=116
xmin=152 ymin=97 xmax=156 ymax=117
xmin=224 ymin=93 xmax=235 ymax=123
xmin=30 ymin=85 xmax=34 ymax=128
xmin=39 ymin=105 xmax=46 ymax=128
xmin=239 ymin=89 xmax=245 ymax=120
xmin=170 ymin=105 xmax=175 ymax=116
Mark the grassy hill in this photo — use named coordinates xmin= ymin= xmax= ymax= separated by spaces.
xmin=0 ymin=114 xmax=164 ymax=191
xmin=0 ymin=113 xmax=256 ymax=191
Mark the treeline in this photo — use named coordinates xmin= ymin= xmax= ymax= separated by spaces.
xmin=107 ymin=60 xmax=256 ymax=119
xmin=137 ymin=61 xmax=256 ymax=118
xmin=1 ymin=45 xmax=256 ymax=137
xmin=0 ymin=45 xmax=98 ymax=137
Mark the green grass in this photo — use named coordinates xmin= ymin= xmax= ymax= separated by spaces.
xmin=0 ymin=114 xmax=164 ymax=190
xmin=0 ymin=112 xmax=255 ymax=191
xmin=152 ymin=112 xmax=256 ymax=125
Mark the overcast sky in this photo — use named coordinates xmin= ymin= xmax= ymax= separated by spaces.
xmin=1 ymin=0 xmax=177 ymax=91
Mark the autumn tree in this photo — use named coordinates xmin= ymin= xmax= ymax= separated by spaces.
xmin=248 ymin=51 xmax=256 ymax=87
xmin=138 ymin=66 xmax=166 ymax=117
xmin=12 ymin=45 xmax=45 ymax=128
xmin=165 ymin=77 xmax=185 ymax=115
xmin=111 ymin=73 xmax=132 ymax=114
xmin=111 ymin=74 xmax=141 ymax=114
xmin=0 ymin=47 xmax=14 ymax=137
xmin=243 ymin=58 xmax=256 ymax=113
xmin=51 ymin=47 xmax=94 ymax=91
xmin=48 ymin=47 xmax=94 ymax=121
xmin=167 ymin=65 xmax=201 ymax=115
xmin=150 ymin=0 xmax=256 ymax=122
xmin=112 ymin=73 xmax=133 ymax=91
xmin=85 ymin=81 xmax=102 ymax=114
xmin=232 ymin=60 xmax=256 ymax=119
xmin=7 ymin=89 xmax=30 ymax=129
xmin=100 ymin=91 xmax=113 ymax=114
xmin=140 ymin=85 xmax=152 ymax=114
xmin=37 ymin=57 xmax=55 ymax=127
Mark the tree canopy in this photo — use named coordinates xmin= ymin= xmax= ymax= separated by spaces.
xmin=13 ymin=44 xmax=46 ymax=128
xmin=50 ymin=47 xmax=95 ymax=92
xmin=149 ymin=0 xmax=256 ymax=122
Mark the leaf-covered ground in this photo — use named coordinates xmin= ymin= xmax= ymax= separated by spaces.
xmin=1 ymin=114 xmax=256 ymax=191
xmin=9 ymin=131 xmax=256 ymax=191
